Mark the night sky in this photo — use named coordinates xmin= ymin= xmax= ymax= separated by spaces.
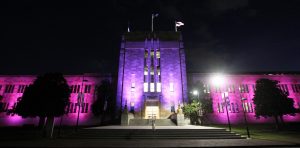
xmin=1 ymin=0 xmax=300 ymax=75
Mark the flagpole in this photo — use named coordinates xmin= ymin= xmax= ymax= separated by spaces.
xmin=151 ymin=14 xmax=153 ymax=32
xmin=175 ymin=21 xmax=177 ymax=32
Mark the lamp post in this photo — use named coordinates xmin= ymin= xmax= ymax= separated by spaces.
xmin=211 ymin=73 xmax=231 ymax=131
xmin=223 ymin=92 xmax=231 ymax=131
xmin=75 ymin=75 xmax=87 ymax=131
xmin=241 ymin=97 xmax=250 ymax=138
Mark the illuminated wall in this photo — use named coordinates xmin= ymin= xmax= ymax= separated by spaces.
xmin=0 ymin=74 xmax=112 ymax=126
xmin=188 ymin=73 xmax=300 ymax=124
xmin=116 ymin=32 xmax=188 ymax=119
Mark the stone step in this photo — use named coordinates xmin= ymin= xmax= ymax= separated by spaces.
xmin=62 ymin=128 xmax=245 ymax=139
xmin=129 ymin=119 xmax=176 ymax=126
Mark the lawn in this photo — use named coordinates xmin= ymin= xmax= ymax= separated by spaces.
xmin=212 ymin=122 xmax=300 ymax=144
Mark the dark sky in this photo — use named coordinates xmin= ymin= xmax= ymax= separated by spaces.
xmin=1 ymin=0 xmax=300 ymax=75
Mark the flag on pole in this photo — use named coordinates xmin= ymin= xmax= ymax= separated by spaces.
xmin=152 ymin=13 xmax=159 ymax=18
xmin=151 ymin=13 xmax=159 ymax=32
xmin=175 ymin=21 xmax=184 ymax=27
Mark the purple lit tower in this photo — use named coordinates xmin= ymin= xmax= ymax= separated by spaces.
xmin=117 ymin=32 xmax=188 ymax=119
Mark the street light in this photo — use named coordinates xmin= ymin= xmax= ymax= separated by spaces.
xmin=76 ymin=75 xmax=88 ymax=131
xmin=210 ymin=73 xmax=231 ymax=131
xmin=241 ymin=97 xmax=250 ymax=138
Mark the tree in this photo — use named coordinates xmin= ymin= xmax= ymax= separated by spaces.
xmin=184 ymin=81 xmax=213 ymax=125
xmin=91 ymin=79 xmax=114 ymax=125
xmin=15 ymin=73 xmax=70 ymax=138
xmin=253 ymin=78 xmax=297 ymax=129
xmin=183 ymin=100 xmax=200 ymax=124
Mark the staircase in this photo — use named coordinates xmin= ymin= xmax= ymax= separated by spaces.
xmin=62 ymin=127 xmax=245 ymax=139
xmin=129 ymin=119 xmax=176 ymax=126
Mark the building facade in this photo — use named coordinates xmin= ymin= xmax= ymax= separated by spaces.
xmin=116 ymin=32 xmax=188 ymax=119
xmin=0 ymin=32 xmax=300 ymax=126
xmin=0 ymin=74 xmax=112 ymax=126
xmin=189 ymin=73 xmax=300 ymax=124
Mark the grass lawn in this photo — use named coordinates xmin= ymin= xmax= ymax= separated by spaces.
xmin=212 ymin=122 xmax=300 ymax=144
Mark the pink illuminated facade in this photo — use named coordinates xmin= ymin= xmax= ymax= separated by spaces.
xmin=0 ymin=32 xmax=300 ymax=127
xmin=189 ymin=73 xmax=300 ymax=124
xmin=0 ymin=74 xmax=112 ymax=126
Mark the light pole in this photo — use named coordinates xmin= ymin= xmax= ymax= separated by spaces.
xmin=223 ymin=92 xmax=231 ymax=131
xmin=211 ymin=73 xmax=231 ymax=131
xmin=75 ymin=75 xmax=87 ymax=131
xmin=241 ymin=97 xmax=250 ymax=138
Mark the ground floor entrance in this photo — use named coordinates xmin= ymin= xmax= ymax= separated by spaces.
xmin=145 ymin=106 xmax=159 ymax=119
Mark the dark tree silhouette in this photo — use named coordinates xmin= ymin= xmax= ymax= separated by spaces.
xmin=15 ymin=73 xmax=70 ymax=138
xmin=253 ymin=78 xmax=297 ymax=129
xmin=91 ymin=79 xmax=114 ymax=125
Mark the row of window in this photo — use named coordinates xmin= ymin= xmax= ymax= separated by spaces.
xmin=0 ymin=84 xmax=93 ymax=94
xmin=217 ymin=102 xmax=254 ymax=113
xmin=144 ymin=48 xmax=161 ymax=93
xmin=69 ymin=85 xmax=92 ymax=93
xmin=65 ymin=102 xmax=89 ymax=113
xmin=0 ymin=102 xmax=90 ymax=114
xmin=205 ymin=83 xmax=300 ymax=94
xmin=291 ymin=84 xmax=300 ymax=93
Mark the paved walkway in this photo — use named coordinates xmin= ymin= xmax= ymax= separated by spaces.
xmin=0 ymin=138 xmax=298 ymax=147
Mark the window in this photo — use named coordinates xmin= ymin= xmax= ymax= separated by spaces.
xmin=170 ymin=83 xmax=174 ymax=92
xmin=203 ymin=84 xmax=210 ymax=93
xmin=144 ymin=50 xmax=148 ymax=58
xmin=70 ymin=85 xmax=81 ymax=93
xmin=157 ymin=83 xmax=161 ymax=92
xmin=157 ymin=66 xmax=160 ymax=75
xmin=4 ymin=85 xmax=15 ymax=93
xmin=217 ymin=103 xmax=224 ymax=113
xmin=242 ymin=101 xmax=253 ymax=113
xmin=144 ymin=83 xmax=148 ymax=92
xmin=150 ymin=66 xmax=154 ymax=75
xmin=278 ymin=84 xmax=289 ymax=93
xmin=144 ymin=66 xmax=148 ymax=75
xmin=80 ymin=103 xmax=89 ymax=113
xmin=17 ymin=85 xmax=27 ymax=93
xmin=252 ymin=84 xmax=256 ymax=92
xmin=156 ymin=50 xmax=160 ymax=58
xmin=239 ymin=84 xmax=249 ymax=93
xmin=131 ymin=83 xmax=135 ymax=92
xmin=85 ymin=103 xmax=89 ymax=113
xmin=150 ymin=83 xmax=155 ymax=92
xmin=84 ymin=85 xmax=92 ymax=93
xmin=292 ymin=84 xmax=300 ymax=93
xmin=150 ymin=49 xmax=154 ymax=57
xmin=226 ymin=84 xmax=235 ymax=93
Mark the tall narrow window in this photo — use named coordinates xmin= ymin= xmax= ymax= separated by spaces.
xmin=144 ymin=50 xmax=148 ymax=58
xmin=150 ymin=83 xmax=155 ymax=92
xmin=157 ymin=66 xmax=160 ymax=75
xmin=150 ymin=66 xmax=154 ymax=75
xmin=170 ymin=83 xmax=174 ymax=92
xmin=144 ymin=83 xmax=148 ymax=92
xmin=156 ymin=50 xmax=160 ymax=58
xmin=157 ymin=83 xmax=161 ymax=92
xmin=131 ymin=83 xmax=135 ymax=92
xmin=144 ymin=66 xmax=148 ymax=75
